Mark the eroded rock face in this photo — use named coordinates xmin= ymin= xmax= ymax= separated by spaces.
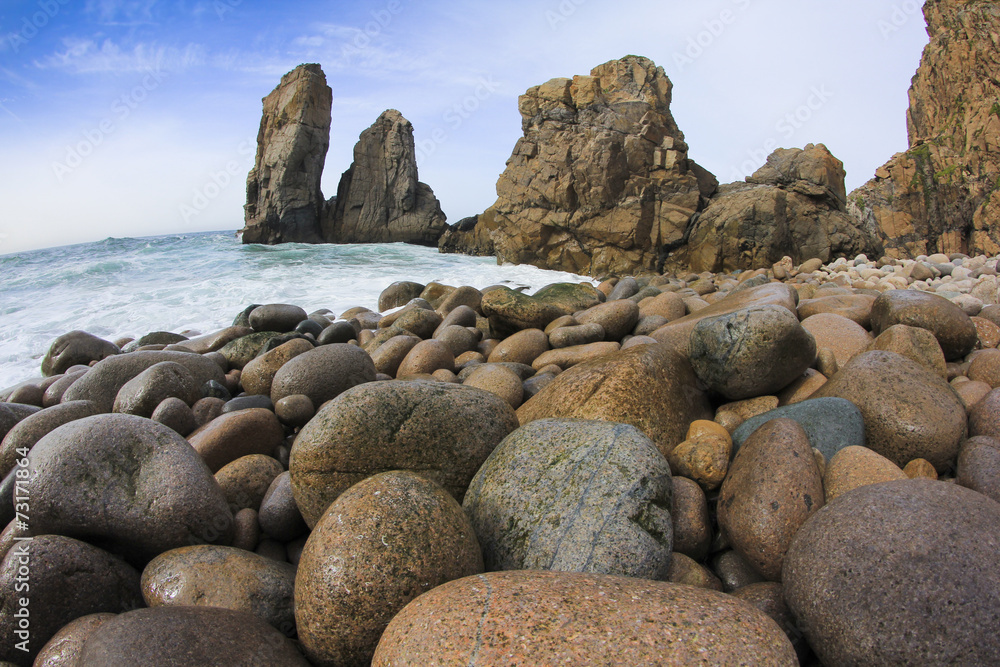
xmin=323 ymin=109 xmax=447 ymax=246
xmin=242 ymin=63 xmax=332 ymax=244
xmin=850 ymin=0 xmax=1000 ymax=257
xmin=679 ymin=145 xmax=882 ymax=273
xmin=442 ymin=55 xmax=717 ymax=276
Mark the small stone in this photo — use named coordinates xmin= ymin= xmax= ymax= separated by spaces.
xmin=274 ymin=393 xmax=314 ymax=427
xmin=215 ymin=454 xmax=284 ymax=512
xmin=823 ymin=445 xmax=908 ymax=501
xmin=368 ymin=334 xmax=420 ymax=377
xmin=969 ymin=348 xmax=1000 ymax=387
xmin=231 ymin=507 xmax=260 ymax=551
xmin=973 ymin=316 xmax=1000 ymax=348
xmin=548 ymin=322 xmax=605 ymax=348
xmin=667 ymin=552 xmax=724 ymax=590
xmin=671 ymin=476 xmax=712 ymax=561
xmin=667 ymin=433 xmax=730 ymax=491
xmin=258 ymin=471 xmax=308 ymax=542
xmin=240 ymin=338 xmax=314 ymax=396
xmin=462 ymin=364 xmax=524 ymax=409
xmin=396 ymin=339 xmax=456 ymax=376
xmin=270 ymin=343 xmax=376 ymax=406
xmin=487 ymin=328 xmax=550 ymax=365
xmin=150 ymin=397 xmax=198 ymax=436
xmin=575 ymin=299 xmax=640 ymax=341
xmin=903 ymin=457 xmax=938 ymax=479
xmin=711 ymin=549 xmax=766 ymax=592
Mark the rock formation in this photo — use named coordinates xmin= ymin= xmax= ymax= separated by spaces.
xmin=850 ymin=0 xmax=1000 ymax=257
xmin=242 ymin=64 xmax=332 ymax=244
xmin=676 ymin=144 xmax=883 ymax=273
xmin=440 ymin=56 xmax=718 ymax=276
xmin=242 ymin=67 xmax=446 ymax=247
xmin=322 ymin=109 xmax=447 ymax=246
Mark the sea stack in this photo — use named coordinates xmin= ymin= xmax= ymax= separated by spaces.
xmin=323 ymin=109 xmax=447 ymax=246
xmin=441 ymin=55 xmax=718 ymax=276
xmin=242 ymin=64 xmax=332 ymax=244
xmin=850 ymin=0 xmax=1000 ymax=257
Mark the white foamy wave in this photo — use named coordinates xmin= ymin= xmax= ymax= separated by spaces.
xmin=0 ymin=232 xmax=597 ymax=388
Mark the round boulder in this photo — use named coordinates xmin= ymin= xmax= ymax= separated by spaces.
xmin=731 ymin=397 xmax=865 ymax=460
xmin=295 ymin=471 xmax=483 ymax=667
xmin=372 ymin=571 xmax=797 ymax=666
xmin=142 ymin=545 xmax=296 ymax=633
xmin=269 ymin=343 xmax=375 ymax=409
xmin=464 ymin=419 xmax=674 ymax=579
xmin=112 ymin=361 xmax=200 ymax=417
xmin=41 ymin=330 xmax=120 ymax=377
xmin=76 ymin=606 xmax=309 ymax=666
xmin=870 ymin=289 xmax=978 ymax=360
xmin=187 ymin=408 xmax=284 ymax=473
xmin=258 ymin=471 xmax=308 ymax=542
xmin=27 ymin=414 xmax=234 ymax=565
xmin=690 ymin=305 xmax=817 ymax=400
xmin=783 ymin=479 xmax=1000 ymax=666
xmin=215 ymin=454 xmax=284 ymax=512
xmin=812 ymin=350 xmax=967 ymax=471
xmin=33 ymin=613 xmax=116 ymax=667
xmin=0 ymin=535 xmax=142 ymax=665
xmin=290 ymin=380 xmax=518 ymax=526
xmin=240 ymin=338 xmax=314 ymax=396
xmin=248 ymin=304 xmax=307 ymax=333
xmin=0 ymin=400 xmax=101 ymax=478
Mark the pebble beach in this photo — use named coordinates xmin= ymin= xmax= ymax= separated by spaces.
xmin=2 ymin=250 xmax=1000 ymax=666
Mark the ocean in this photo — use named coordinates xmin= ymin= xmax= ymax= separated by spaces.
xmin=0 ymin=231 xmax=596 ymax=389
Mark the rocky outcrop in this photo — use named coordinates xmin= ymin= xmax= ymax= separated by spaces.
xmin=441 ymin=56 xmax=717 ymax=276
xmin=850 ymin=0 xmax=1000 ymax=257
xmin=676 ymin=145 xmax=883 ymax=273
xmin=323 ymin=109 xmax=447 ymax=246
xmin=242 ymin=64 xmax=332 ymax=244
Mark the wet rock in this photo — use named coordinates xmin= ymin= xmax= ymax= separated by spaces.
xmin=372 ymin=571 xmax=797 ymax=666
xmin=464 ymin=419 xmax=673 ymax=579
xmin=379 ymin=281 xmax=425 ymax=311
xmin=248 ymin=304 xmax=307 ymax=333
xmin=150 ymin=397 xmax=197 ymax=436
xmin=274 ymin=393 xmax=314 ymax=427
xmin=783 ymin=479 xmax=1000 ymax=666
xmin=41 ymin=331 xmax=120 ymax=377
xmin=76 ymin=606 xmax=309 ymax=666
xmin=295 ymin=471 xmax=482 ymax=667
xmin=187 ymin=408 xmax=285 ymax=473
xmin=0 ymin=535 xmax=142 ymax=665
xmin=712 ymin=549 xmax=767 ymax=592
xmin=27 ymin=414 xmax=233 ymax=564
xmin=141 ymin=545 xmax=296 ymax=632
xmin=718 ymin=419 xmax=824 ymax=581
xmin=290 ymin=380 xmax=518 ymax=526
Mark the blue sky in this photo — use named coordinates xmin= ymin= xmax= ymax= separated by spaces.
xmin=0 ymin=0 xmax=929 ymax=254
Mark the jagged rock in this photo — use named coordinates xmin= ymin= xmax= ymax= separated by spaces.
xmin=441 ymin=55 xmax=717 ymax=276
xmin=438 ymin=214 xmax=495 ymax=256
xmin=850 ymin=0 xmax=1000 ymax=257
xmin=323 ymin=109 xmax=447 ymax=245
xmin=678 ymin=145 xmax=882 ymax=273
xmin=242 ymin=64 xmax=332 ymax=244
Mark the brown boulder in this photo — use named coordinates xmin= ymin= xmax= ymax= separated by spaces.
xmin=956 ymin=435 xmax=1000 ymax=504
xmin=33 ymin=613 xmax=116 ymax=667
xmin=869 ymin=289 xmax=978 ymax=360
xmin=240 ymin=338 xmax=313 ymax=396
xmin=269 ymin=343 xmax=376 ymax=406
xmin=867 ymin=323 xmax=948 ymax=378
xmin=41 ymin=330 xmax=119 ymax=377
xmin=214 ymin=454 xmax=284 ymax=512
xmin=372 ymin=571 xmax=796 ymax=666
xmin=822 ymin=445 xmax=908 ymax=501
xmin=295 ymin=471 xmax=482 ymax=667
xmin=187 ymin=408 xmax=284 ymax=473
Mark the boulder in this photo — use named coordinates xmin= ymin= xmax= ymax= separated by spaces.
xmin=0 ymin=400 xmax=101 ymax=478
xmin=111 ymin=361 xmax=200 ymax=417
xmin=290 ymin=380 xmax=519 ymax=526
xmin=0 ymin=535 xmax=142 ymax=665
xmin=731 ymin=397 xmax=866 ymax=460
xmin=480 ymin=283 xmax=603 ymax=338
xmin=242 ymin=63 xmax=331 ymax=244
xmin=517 ymin=342 xmax=711 ymax=457
xmin=41 ymin=331 xmax=120 ymax=377
xmin=322 ymin=109 xmax=447 ymax=245
xmin=869 ymin=289 xmax=978 ymax=360
xmin=141 ymin=545 xmax=296 ymax=633
xmin=812 ymin=350 xmax=967 ymax=471
xmin=76 ymin=606 xmax=309 ymax=666
xmin=372 ymin=571 xmax=797 ymax=665
xmin=681 ymin=145 xmax=881 ymax=272
xmin=464 ymin=419 xmax=674 ymax=579
xmin=26 ymin=414 xmax=233 ymax=564
xmin=269 ymin=343 xmax=376 ymax=407
xmin=33 ymin=613 xmax=116 ymax=667
xmin=295 ymin=471 xmax=482 ymax=667
xmin=783 ymin=479 xmax=1000 ymax=666
xmin=187 ymin=408 xmax=284 ymax=473
xmin=439 ymin=56 xmax=718 ymax=276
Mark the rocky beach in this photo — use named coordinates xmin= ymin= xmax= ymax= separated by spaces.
xmin=3 ymin=0 xmax=1000 ymax=664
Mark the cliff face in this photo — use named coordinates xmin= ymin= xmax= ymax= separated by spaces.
xmin=442 ymin=56 xmax=717 ymax=276
xmin=850 ymin=0 xmax=1000 ymax=257
xmin=242 ymin=64 xmax=332 ymax=244
xmin=678 ymin=145 xmax=883 ymax=273
xmin=323 ymin=109 xmax=447 ymax=246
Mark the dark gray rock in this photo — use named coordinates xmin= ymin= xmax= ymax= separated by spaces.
xmin=258 ymin=471 xmax=308 ymax=542
xmin=112 ymin=361 xmax=200 ymax=417
xmin=463 ymin=419 xmax=674 ymax=580
xmin=732 ymin=397 xmax=866 ymax=459
xmin=41 ymin=331 xmax=120 ymax=377
xmin=783 ymin=479 xmax=1000 ymax=666
xmin=249 ymin=304 xmax=308 ymax=333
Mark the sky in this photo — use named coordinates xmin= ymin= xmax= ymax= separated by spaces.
xmin=0 ymin=0 xmax=930 ymax=255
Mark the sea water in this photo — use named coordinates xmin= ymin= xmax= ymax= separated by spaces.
xmin=0 ymin=231 xmax=596 ymax=388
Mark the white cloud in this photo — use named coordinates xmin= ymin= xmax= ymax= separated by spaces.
xmin=35 ymin=38 xmax=205 ymax=74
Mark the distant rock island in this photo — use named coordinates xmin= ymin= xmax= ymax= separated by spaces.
xmin=242 ymin=0 xmax=1000 ymax=276
xmin=241 ymin=66 xmax=446 ymax=246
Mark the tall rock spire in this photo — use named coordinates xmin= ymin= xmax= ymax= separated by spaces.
xmin=242 ymin=64 xmax=332 ymax=244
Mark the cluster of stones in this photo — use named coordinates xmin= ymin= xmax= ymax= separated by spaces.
xmin=2 ymin=253 xmax=1000 ymax=665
